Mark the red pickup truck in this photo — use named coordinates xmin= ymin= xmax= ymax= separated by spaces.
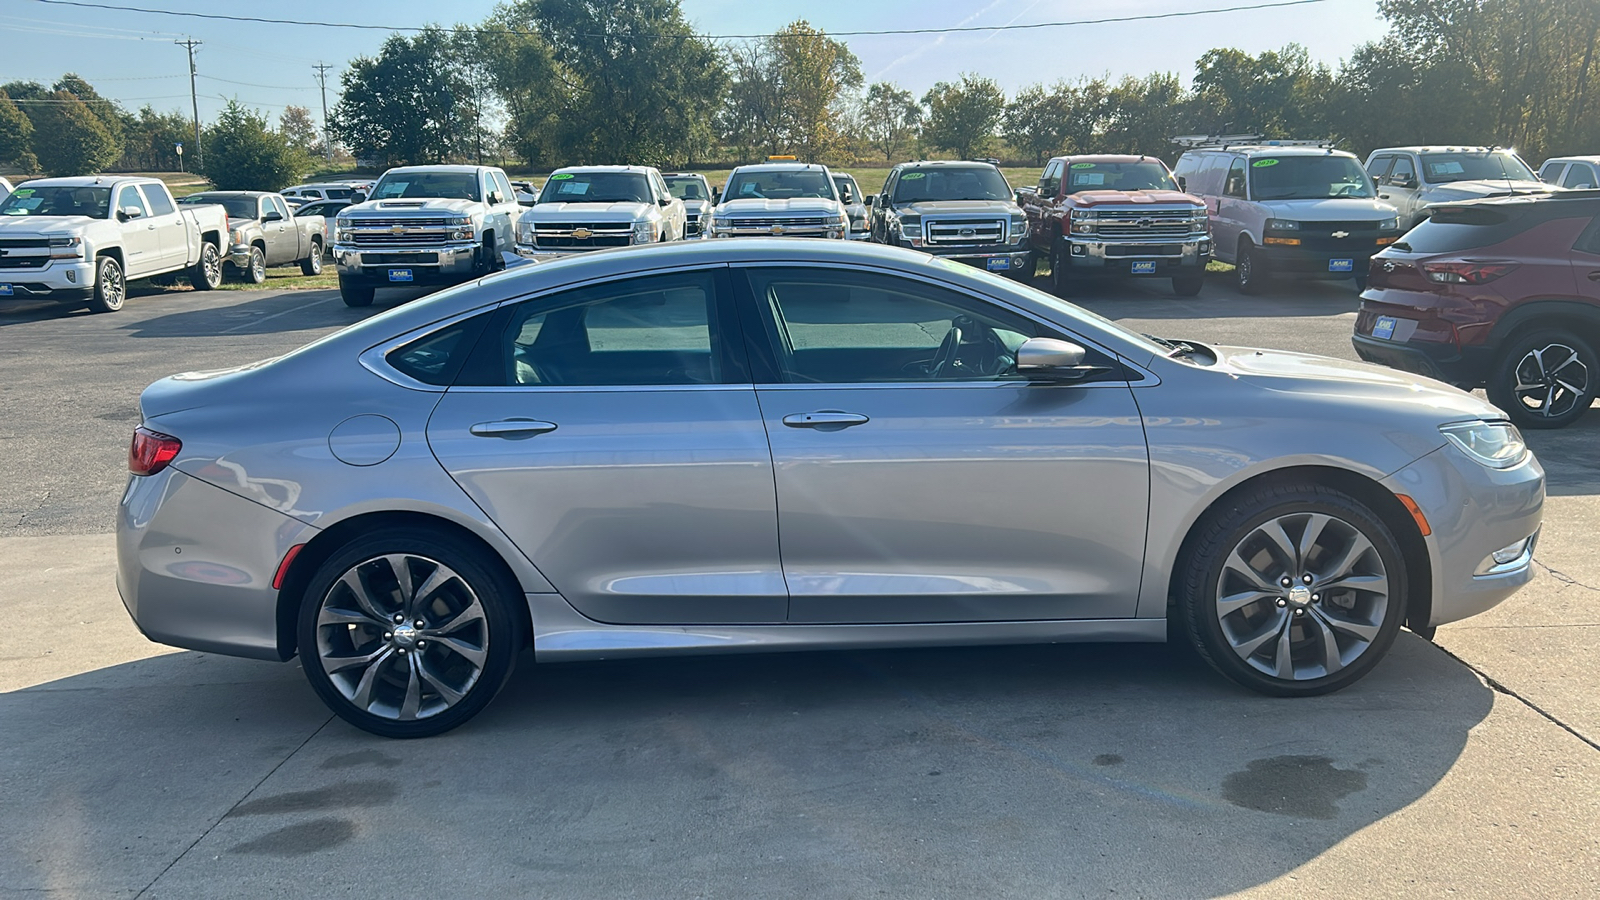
xmin=1017 ymin=154 xmax=1211 ymax=296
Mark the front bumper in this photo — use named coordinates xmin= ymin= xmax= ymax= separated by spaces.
xmin=897 ymin=240 xmax=1032 ymax=272
xmin=0 ymin=258 xmax=96 ymax=301
xmin=117 ymin=466 xmax=316 ymax=661
xmin=1254 ymin=241 xmax=1393 ymax=280
xmin=1063 ymin=237 xmax=1210 ymax=274
xmin=226 ymin=244 xmax=253 ymax=268
xmin=334 ymin=243 xmax=479 ymax=287
xmin=1382 ymin=442 xmax=1544 ymax=628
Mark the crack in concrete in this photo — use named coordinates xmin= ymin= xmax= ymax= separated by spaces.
xmin=1533 ymin=557 xmax=1600 ymax=593
xmin=1432 ymin=642 xmax=1600 ymax=755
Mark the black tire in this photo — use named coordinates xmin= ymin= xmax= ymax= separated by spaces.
xmin=1172 ymin=272 xmax=1204 ymax=297
xmin=1235 ymin=241 xmax=1264 ymax=295
xmin=296 ymin=527 xmax=525 ymax=738
xmin=1049 ymin=239 xmax=1075 ymax=296
xmin=87 ymin=255 xmax=125 ymax=313
xmin=477 ymin=237 xmax=499 ymax=276
xmin=339 ymin=277 xmax=374 ymax=308
xmin=242 ymin=246 xmax=267 ymax=285
xmin=189 ymin=242 xmax=222 ymax=291
xmin=1176 ymin=483 xmax=1407 ymax=697
xmin=1353 ymin=269 xmax=1369 ymax=293
xmin=300 ymin=242 xmax=324 ymax=276
xmin=1487 ymin=329 xmax=1597 ymax=429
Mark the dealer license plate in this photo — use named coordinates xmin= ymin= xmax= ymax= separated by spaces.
xmin=986 ymin=257 xmax=1010 ymax=271
xmin=1329 ymin=258 xmax=1354 ymax=273
xmin=0 ymin=285 xmax=12 ymax=296
xmin=1130 ymin=261 xmax=1157 ymax=275
xmin=1372 ymin=316 xmax=1398 ymax=340
xmin=388 ymin=268 xmax=414 ymax=283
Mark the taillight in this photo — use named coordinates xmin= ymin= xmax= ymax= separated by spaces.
xmin=1422 ymin=262 xmax=1519 ymax=285
xmin=129 ymin=426 xmax=181 ymax=476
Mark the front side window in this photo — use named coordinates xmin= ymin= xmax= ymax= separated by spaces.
xmin=1224 ymin=159 xmax=1248 ymax=198
xmin=538 ymin=171 xmax=652 ymax=204
xmin=893 ymin=166 xmax=1012 ymax=203
xmin=1248 ymin=156 xmax=1374 ymax=200
xmin=1562 ymin=164 xmax=1597 ymax=189
xmin=722 ymin=169 xmax=835 ymax=201
xmin=1389 ymin=156 xmax=1416 ymax=186
xmin=1419 ymin=152 xmax=1536 ymax=184
xmin=1365 ymin=155 xmax=1395 ymax=180
xmin=1062 ymin=161 xmax=1177 ymax=194
xmin=370 ymin=172 xmax=481 ymax=202
xmin=1039 ymin=160 xmax=1062 ymax=195
xmin=116 ymin=185 xmax=150 ymax=218
xmin=742 ymin=268 xmax=1050 ymax=384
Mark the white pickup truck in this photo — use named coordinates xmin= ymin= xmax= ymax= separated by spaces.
xmin=0 ymin=176 xmax=227 ymax=312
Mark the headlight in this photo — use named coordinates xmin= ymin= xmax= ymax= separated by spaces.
xmin=446 ymin=216 xmax=471 ymax=226
xmin=1440 ymin=420 xmax=1527 ymax=469
xmin=830 ymin=213 xmax=848 ymax=227
xmin=634 ymin=220 xmax=659 ymax=244
xmin=1266 ymin=219 xmax=1300 ymax=231
xmin=46 ymin=236 xmax=83 ymax=259
xmin=1379 ymin=217 xmax=1400 ymax=231
xmin=517 ymin=222 xmax=535 ymax=243
xmin=1011 ymin=219 xmax=1029 ymax=240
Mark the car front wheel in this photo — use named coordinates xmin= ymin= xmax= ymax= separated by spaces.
xmin=1235 ymin=242 xmax=1263 ymax=294
xmin=88 ymin=255 xmax=125 ymax=312
xmin=339 ymin=277 xmax=374 ymax=307
xmin=243 ymin=246 xmax=267 ymax=284
xmin=1487 ymin=330 xmax=1597 ymax=429
xmin=1178 ymin=483 xmax=1407 ymax=696
xmin=297 ymin=528 xmax=524 ymax=738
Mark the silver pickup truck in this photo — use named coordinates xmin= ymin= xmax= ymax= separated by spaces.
xmin=179 ymin=191 xmax=325 ymax=282
xmin=332 ymin=165 xmax=522 ymax=307
xmin=0 ymin=175 xmax=227 ymax=312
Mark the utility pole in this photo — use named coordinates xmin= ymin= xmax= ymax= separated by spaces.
xmin=176 ymin=38 xmax=203 ymax=170
xmin=312 ymin=62 xmax=335 ymax=164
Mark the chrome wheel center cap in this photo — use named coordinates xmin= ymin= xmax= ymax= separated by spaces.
xmin=391 ymin=623 xmax=419 ymax=648
xmin=1287 ymin=585 xmax=1313 ymax=608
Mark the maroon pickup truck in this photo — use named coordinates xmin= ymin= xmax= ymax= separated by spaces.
xmin=1017 ymin=154 xmax=1211 ymax=296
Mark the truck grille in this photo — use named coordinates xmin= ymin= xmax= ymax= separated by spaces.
xmin=0 ymin=257 xmax=47 ymax=269
xmin=718 ymin=216 xmax=836 ymax=237
xmin=342 ymin=217 xmax=458 ymax=248
xmin=0 ymin=239 xmax=49 ymax=249
xmin=1092 ymin=209 xmax=1200 ymax=239
xmin=1104 ymin=244 xmax=1184 ymax=258
xmin=362 ymin=252 xmax=440 ymax=265
xmin=924 ymin=219 xmax=1006 ymax=245
xmin=533 ymin=223 xmax=634 ymax=249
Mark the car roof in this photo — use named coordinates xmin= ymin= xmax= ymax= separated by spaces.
xmin=1192 ymin=146 xmax=1360 ymax=159
xmin=1047 ymin=154 xmax=1165 ymax=165
xmin=185 ymin=191 xmax=270 ymax=198
xmin=661 ymin=173 xmax=709 ymax=180
xmin=1370 ymin=146 xmax=1503 ymax=154
xmin=1545 ymin=156 xmax=1600 ymax=165
xmin=730 ymin=163 xmax=830 ymax=173
xmin=16 ymin=175 xmax=159 ymax=188
xmin=382 ymin=165 xmax=489 ymax=175
xmin=550 ymin=165 xmax=657 ymax=174
xmin=896 ymin=160 xmax=998 ymax=169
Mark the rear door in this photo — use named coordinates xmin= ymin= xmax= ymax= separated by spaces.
xmin=736 ymin=265 xmax=1150 ymax=624
xmin=137 ymin=184 xmax=186 ymax=270
xmin=1572 ymin=213 xmax=1600 ymax=299
xmin=425 ymin=267 xmax=787 ymax=625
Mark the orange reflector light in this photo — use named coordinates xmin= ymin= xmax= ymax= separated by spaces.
xmin=272 ymin=543 xmax=306 ymax=590
xmin=1263 ymin=237 xmax=1301 ymax=246
xmin=1395 ymin=494 xmax=1431 ymax=536
xmin=1376 ymin=236 xmax=1398 ymax=246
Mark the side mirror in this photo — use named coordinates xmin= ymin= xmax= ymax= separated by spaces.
xmin=659 ymin=196 xmax=671 ymax=207
xmin=1016 ymin=337 xmax=1091 ymax=380
xmin=118 ymin=206 xmax=143 ymax=221
xmin=865 ymin=195 xmax=875 ymax=208
xmin=351 ymin=193 xmax=367 ymax=204
xmin=262 ymin=211 xmax=282 ymax=222
xmin=711 ymin=190 xmax=721 ymax=204
xmin=1176 ymin=176 xmax=1187 ymax=191
xmin=1393 ymin=175 xmax=1417 ymax=189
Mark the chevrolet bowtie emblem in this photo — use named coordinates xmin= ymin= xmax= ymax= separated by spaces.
xmin=770 ymin=224 xmax=785 ymax=235
xmin=1331 ymin=230 xmax=1350 ymax=239
xmin=390 ymin=225 xmax=405 ymax=235
xmin=571 ymin=227 xmax=593 ymax=240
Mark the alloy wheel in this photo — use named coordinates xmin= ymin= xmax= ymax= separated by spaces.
xmin=1510 ymin=343 xmax=1589 ymax=420
xmin=1213 ymin=512 xmax=1390 ymax=681
xmin=101 ymin=263 xmax=124 ymax=307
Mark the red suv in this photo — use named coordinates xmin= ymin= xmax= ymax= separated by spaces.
xmin=1353 ymin=192 xmax=1600 ymax=428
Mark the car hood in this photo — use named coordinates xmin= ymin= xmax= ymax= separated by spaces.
xmin=717 ymin=198 xmax=843 ymax=216
xmin=520 ymin=201 xmax=654 ymax=221
xmin=1422 ymin=179 xmax=1549 ymax=202
xmin=342 ymin=198 xmax=478 ymax=217
xmin=0 ymin=215 xmax=98 ymax=233
xmin=1068 ymin=190 xmax=1201 ymax=208
xmin=1252 ymin=197 xmax=1399 ymax=220
xmin=682 ymin=199 xmax=709 ymax=215
xmin=1212 ymin=345 xmax=1501 ymax=420
xmin=896 ymin=200 xmax=1020 ymax=217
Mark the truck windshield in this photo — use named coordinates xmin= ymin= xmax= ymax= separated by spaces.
xmin=539 ymin=172 xmax=652 ymax=204
xmin=893 ymin=167 xmax=1011 ymax=203
xmin=1062 ymin=162 xmax=1177 ymax=194
xmin=0 ymin=186 xmax=113 ymax=218
xmin=370 ymin=172 xmax=481 ymax=202
xmin=1419 ymin=152 xmax=1537 ymax=184
xmin=1249 ymin=156 xmax=1374 ymax=200
xmin=663 ymin=177 xmax=707 ymax=201
xmin=723 ymin=170 xmax=835 ymax=201
xmin=179 ymin=195 xmax=258 ymax=219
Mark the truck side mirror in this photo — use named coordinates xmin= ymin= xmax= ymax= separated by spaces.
xmin=1176 ymin=176 xmax=1187 ymax=191
xmin=865 ymin=196 xmax=875 ymax=209
xmin=262 ymin=210 xmax=283 ymax=222
xmin=118 ymin=206 xmax=143 ymax=221
xmin=351 ymin=193 xmax=367 ymax=204
xmin=659 ymin=197 xmax=671 ymax=207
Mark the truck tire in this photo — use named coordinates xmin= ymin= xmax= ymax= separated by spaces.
xmin=1172 ymin=271 xmax=1204 ymax=297
xmin=339 ymin=277 xmax=374 ymax=308
xmin=242 ymin=246 xmax=267 ymax=285
xmin=1235 ymin=241 xmax=1264 ymax=295
xmin=300 ymin=242 xmax=323 ymax=276
xmin=189 ymin=242 xmax=222 ymax=291
xmin=88 ymin=255 xmax=126 ymax=313
xmin=1049 ymin=241 xmax=1076 ymax=296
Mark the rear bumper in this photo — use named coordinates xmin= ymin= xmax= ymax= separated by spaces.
xmin=1352 ymin=334 xmax=1488 ymax=388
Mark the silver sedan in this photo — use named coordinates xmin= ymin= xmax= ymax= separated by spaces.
xmin=117 ymin=240 xmax=1544 ymax=737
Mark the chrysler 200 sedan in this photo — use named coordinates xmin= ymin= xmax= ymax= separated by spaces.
xmin=117 ymin=240 xmax=1543 ymax=738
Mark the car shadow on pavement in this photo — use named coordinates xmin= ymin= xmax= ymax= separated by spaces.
xmin=2 ymin=633 xmax=1491 ymax=897
xmin=115 ymin=289 xmax=386 ymax=339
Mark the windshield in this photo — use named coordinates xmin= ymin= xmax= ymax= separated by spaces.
xmin=1249 ymin=156 xmax=1374 ymax=200
xmin=1420 ymin=152 xmax=1537 ymax=184
xmin=181 ymin=195 xmax=258 ymax=219
xmin=893 ymin=167 xmax=1012 ymax=203
xmin=370 ymin=172 xmax=481 ymax=202
xmin=1063 ymin=162 xmax=1177 ymax=194
xmin=664 ymin=176 xmax=707 ymax=201
xmin=0 ymin=185 xmax=112 ymax=218
xmin=723 ymin=169 xmax=836 ymax=201
xmin=539 ymin=172 xmax=652 ymax=204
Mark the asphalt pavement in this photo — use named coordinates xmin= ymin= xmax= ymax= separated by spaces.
xmin=1 ymin=271 xmax=1596 ymax=898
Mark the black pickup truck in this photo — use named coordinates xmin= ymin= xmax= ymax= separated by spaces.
xmin=868 ymin=160 xmax=1032 ymax=276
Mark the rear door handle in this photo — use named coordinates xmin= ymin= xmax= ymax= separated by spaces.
xmin=470 ymin=419 xmax=557 ymax=437
xmin=1588 ymin=271 xmax=1600 ymax=282
xmin=782 ymin=412 xmax=869 ymax=428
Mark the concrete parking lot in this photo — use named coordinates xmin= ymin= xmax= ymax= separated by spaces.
xmin=2 ymin=273 xmax=1597 ymax=898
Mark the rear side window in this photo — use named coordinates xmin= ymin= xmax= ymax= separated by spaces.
xmin=385 ymin=312 xmax=495 ymax=386
xmin=1394 ymin=206 xmax=1535 ymax=253
xmin=142 ymin=186 xmax=176 ymax=216
xmin=1562 ymin=164 xmax=1598 ymax=189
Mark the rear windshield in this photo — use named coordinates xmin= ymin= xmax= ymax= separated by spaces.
xmin=370 ymin=172 xmax=481 ymax=202
xmin=181 ymin=195 xmax=258 ymax=219
xmin=0 ymin=185 xmax=113 ymax=218
xmin=664 ymin=176 xmax=707 ymax=201
xmin=539 ymin=172 xmax=652 ymax=204
xmin=1391 ymin=205 xmax=1535 ymax=253
xmin=1063 ymin=162 xmax=1177 ymax=194
xmin=892 ymin=167 xmax=1011 ymax=203
xmin=1420 ymin=152 xmax=1536 ymax=184
xmin=723 ymin=169 xmax=836 ymax=201
xmin=1249 ymin=156 xmax=1373 ymax=200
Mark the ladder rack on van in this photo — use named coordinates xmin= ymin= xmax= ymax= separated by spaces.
xmin=1170 ymin=135 xmax=1340 ymax=150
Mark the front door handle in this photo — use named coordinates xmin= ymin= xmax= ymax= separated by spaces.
xmin=470 ymin=419 xmax=557 ymax=437
xmin=1588 ymin=271 xmax=1600 ymax=282
xmin=782 ymin=412 xmax=869 ymax=428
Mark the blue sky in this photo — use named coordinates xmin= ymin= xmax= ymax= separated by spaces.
xmin=1 ymin=0 xmax=1388 ymax=124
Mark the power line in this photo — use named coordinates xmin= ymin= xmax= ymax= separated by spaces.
xmin=25 ymin=0 xmax=1334 ymax=40
xmin=198 ymin=74 xmax=311 ymax=90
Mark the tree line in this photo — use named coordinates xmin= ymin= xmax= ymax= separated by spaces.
xmin=1 ymin=0 xmax=1597 ymax=185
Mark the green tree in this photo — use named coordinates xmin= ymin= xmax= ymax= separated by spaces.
xmin=1190 ymin=44 xmax=1331 ymax=139
xmin=30 ymin=91 xmax=119 ymax=176
xmin=859 ymin=81 xmax=921 ymax=162
xmin=53 ymin=73 xmax=125 ymax=162
xmin=0 ymin=90 xmax=36 ymax=172
xmin=204 ymin=100 xmax=308 ymax=190
xmin=1002 ymin=83 xmax=1069 ymax=164
xmin=1101 ymin=73 xmax=1187 ymax=161
xmin=921 ymin=73 xmax=1006 ymax=159
xmin=278 ymin=105 xmax=322 ymax=156
xmin=333 ymin=28 xmax=476 ymax=165
xmin=118 ymin=106 xmax=192 ymax=171
xmin=722 ymin=20 xmax=860 ymax=161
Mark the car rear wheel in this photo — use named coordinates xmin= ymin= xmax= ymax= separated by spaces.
xmin=339 ymin=277 xmax=374 ymax=307
xmin=1178 ymin=483 xmax=1406 ymax=696
xmin=1235 ymin=241 xmax=1264 ymax=295
xmin=300 ymin=243 xmax=323 ymax=276
xmin=242 ymin=246 xmax=267 ymax=285
xmin=297 ymin=528 xmax=524 ymax=738
xmin=88 ymin=255 xmax=125 ymax=313
xmin=189 ymin=242 xmax=222 ymax=291
xmin=1488 ymin=330 xmax=1597 ymax=430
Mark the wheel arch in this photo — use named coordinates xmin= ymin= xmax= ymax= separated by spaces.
xmin=1485 ymin=299 xmax=1600 ymax=352
xmin=96 ymin=245 xmax=125 ymax=269
xmin=1166 ymin=464 xmax=1433 ymax=634
xmin=274 ymin=509 xmax=535 ymax=660
xmin=199 ymin=229 xmax=223 ymax=252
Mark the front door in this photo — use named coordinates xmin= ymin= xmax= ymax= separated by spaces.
xmin=260 ymin=195 xmax=295 ymax=265
xmin=114 ymin=184 xmax=160 ymax=277
xmin=426 ymin=268 xmax=787 ymax=625
xmin=735 ymin=266 xmax=1150 ymax=624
